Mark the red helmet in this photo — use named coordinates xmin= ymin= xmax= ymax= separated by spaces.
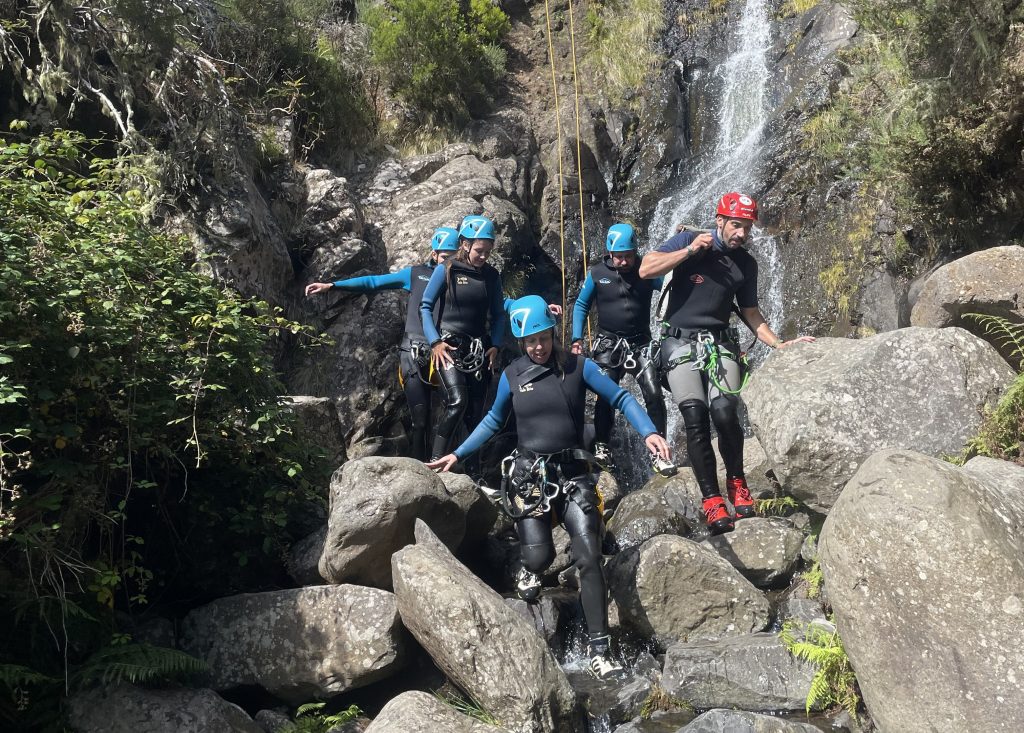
xmin=715 ymin=192 xmax=758 ymax=221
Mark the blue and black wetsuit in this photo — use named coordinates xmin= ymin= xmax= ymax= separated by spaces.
xmin=332 ymin=263 xmax=439 ymax=460
xmin=653 ymin=229 xmax=758 ymax=499
xmin=572 ymin=256 xmax=666 ymax=447
xmin=420 ymin=259 xmax=505 ymax=461
xmin=453 ymin=353 xmax=657 ymax=643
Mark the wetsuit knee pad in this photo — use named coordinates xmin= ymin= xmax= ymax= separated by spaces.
xmin=679 ymin=399 xmax=711 ymax=430
xmin=520 ymin=542 xmax=555 ymax=574
xmin=571 ymin=533 xmax=603 ymax=575
xmin=409 ymin=403 xmax=430 ymax=430
xmin=708 ymin=394 xmax=740 ymax=427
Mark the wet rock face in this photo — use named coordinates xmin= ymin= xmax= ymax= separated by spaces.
xmin=363 ymin=690 xmax=506 ymax=732
xmin=392 ymin=522 xmax=580 ymax=733
xmin=283 ymin=396 xmax=348 ymax=467
xmin=746 ymin=328 xmax=1016 ymax=510
xmin=319 ymin=457 xmax=472 ymax=589
xmin=679 ymin=709 xmax=825 ymax=732
xmin=911 ymin=244 xmax=1024 ymax=369
xmin=820 ymin=450 xmax=1024 ymax=733
xmin=68 ymin=684 xmax=263 ymax=733
xmin=179 ymin=585 xmax=408 ymax=703
xmin=609 ymin=534 xmax=770 ymax=648
xmin=663 ymin=633 xmax=818 ymax=713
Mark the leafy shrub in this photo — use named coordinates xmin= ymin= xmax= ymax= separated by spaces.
xmin=0 ymin=128 xmax=327 ymax=726
xmin=961 ymin=314 xmax=1024 ymax=462
xmin=364 ymin=0 xmax=510 ymax=125
xmin=584 ymin=0 xmax=665 ymax=106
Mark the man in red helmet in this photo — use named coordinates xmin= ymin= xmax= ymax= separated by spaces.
xmin=639 ymin=192 xmax=813 ymax=534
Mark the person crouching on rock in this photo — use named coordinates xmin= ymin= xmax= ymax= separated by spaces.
xmin=428 ymin=295 xmax=672 ymax=680
xmin=420 ymin=216 xmax=506 ymax=469
xmin=305 ymin=227 xmax=461 ymax=460
xmin=638 ymin=192 xmax=814 ymax=535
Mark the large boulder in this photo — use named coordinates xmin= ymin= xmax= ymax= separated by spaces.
xmin=364 ymin=690 xmax=506 ymax=732
xmin=911 ymin=245 xmax=1024 ymax=368
xmin=319 ymin=458 xmax=470 ymax=588
xmin=286 ymin=525 xmax=327 ymax=586
xmin=746 ymin=328 xmax=1015 ymax=510
xmin=680 ymin=709 xmax=824 ymax=732
xmin=392 ymin=521 xmax=580 ymax=733
xmin=662 ymin=633 xmax=817 ymax=712
xmin=608 ymin=535 xmax=770 ymax=647
xmin=180 ymin=585 xmax=407 ymax=703
xmin=819 ymin=450 xmax=1024 ymax=733
xmin=67 ymin=684 xmax=262 ymax=733
xmin=701 ymin=518 xmax=806 ymax=587
xmin=607 ymin=472 xmax=705 ymax=550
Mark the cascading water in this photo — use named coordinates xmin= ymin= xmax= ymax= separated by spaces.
xmin=613 ymin=0 xmax=785 ymax=489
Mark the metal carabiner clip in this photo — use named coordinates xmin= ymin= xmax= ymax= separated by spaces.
xmin=622 ymin=345 xmax=638 ymax=371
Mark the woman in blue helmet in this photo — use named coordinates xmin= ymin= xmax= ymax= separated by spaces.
xmin=305 ymin=227 xmax=460 ymax=460
xmin=428 ymin=295 xmax=672 ymax=680
xmin=420 ymin=216 xmax=506 ymax=462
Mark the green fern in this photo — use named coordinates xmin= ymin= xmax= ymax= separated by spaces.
xmin=964 ymin=313 xmax=1024 ymax=362
xmin=780 ymin=620 xmax=860 ymax=717
xmin=0 ymin=664 xmax=57 ymax=688
xmin=291 ymin=702 xmax=362 ymax=732
xmin=433 ymin=689 xmax=500 ymax=726
xmin=755 ymin=495 xmax=799 ymax=516
xmin=70 ymin=643 xmax=208 ymax=687
xmin=801 ymin=557 xmax=824 ymax=599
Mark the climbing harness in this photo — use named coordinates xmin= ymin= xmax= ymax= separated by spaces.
xmin=660 ymin=325 xmax=751 ymax=396
xmin=592 ymin=334 xmax=660 ymax=372
xmin=498 ymin=449 xmax=600 ymax=520
xmin=440 ymin=331 xmax=486 ymax=378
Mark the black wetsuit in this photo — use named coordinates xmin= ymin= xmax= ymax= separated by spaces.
xmin=654 ymin=230 xmax=759 ymax=499
xmin=420 ymin=259 xmax=505 ymax=461
xmin=454 ymin=354 xmax=657 ymax=642
xmin=572 ymin=256 xmax=667 ymax=446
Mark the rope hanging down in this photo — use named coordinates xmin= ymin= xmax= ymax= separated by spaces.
xmin=541 ymin=0 xmax=568 ymax=342
xmin=566 ymin=0 xmax=592 ymax=344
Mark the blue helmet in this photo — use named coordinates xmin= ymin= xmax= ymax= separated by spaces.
xmin=508 ymin=295 xmax=556 ymax=338
xmin=606 ymin=223 xmax=636 ymax=252
xmin=431 ymin=227 xmax=460 ymax=252
xmin=459 ymin=216 xmax=496 ymax=241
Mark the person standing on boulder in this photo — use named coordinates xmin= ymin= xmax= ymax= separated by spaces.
xmin=420 ymin=216 xmax=506 ymax=464
xmin=571 ymin=222 xmax=675 ymax=477
xmin=428 ymin=295 xmax=672 ymax=679
xmin=638 ymin=193 xmax=813 ymax=534
xmin=305 ymin=227 xmax=460 ymax=461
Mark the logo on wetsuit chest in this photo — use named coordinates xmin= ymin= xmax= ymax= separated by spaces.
xmin=690 ymin=274 xmax=705 ymax=284
xmin=456 ymin=276 xmax=470 ymax=285
xmin=417 ymin=275 xmax=430 ymax=282
xmin=519 ymin=383 xmax=534 ymax=393
xmin=598 ymin=278 xmax=612 ymax=284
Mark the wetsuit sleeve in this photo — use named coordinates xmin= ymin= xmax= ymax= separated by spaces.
xmin=736 ymin=255 xmax=759 ymax=308
xmin=332 ymin=268 xmax=412 ymax=292
xmin=453 ymin=373 xmax=513 ymax=459
xmin=583 ymin=359 xmax=658 ymax=438
xmin=654 ymin=231 xmax=697 ymax=254
xmin=571 ymin=272 xmax=595 ymax=341
xmin=419 ymin=265 xmax=447 ymax=346
xmin=488 ymin=271 xmax=505 ymax=348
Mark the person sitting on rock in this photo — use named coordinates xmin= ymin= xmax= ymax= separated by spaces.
xmin=638 ymin=192 xmax=814 ymax=534
xmin=305 ymin=227 xmax=460 ymax=461
xmin=428 ymin=295 xmax=672 ymax=680
xmin=571 ymin=222 xmax=675 ymax=477
xmin=420 ymin=216 xmax=506 ymax=465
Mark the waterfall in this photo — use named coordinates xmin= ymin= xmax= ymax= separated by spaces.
xmin=617 ymin=0 xmax=782 ymax=487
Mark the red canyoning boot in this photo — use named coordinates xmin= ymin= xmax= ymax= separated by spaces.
xmin=727 ymin=477 xmax=756 ymax=519
xmin=702 ymin=496 xmax=734 ymax=535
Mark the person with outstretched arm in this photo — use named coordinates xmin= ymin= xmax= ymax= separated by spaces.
xmin=305 ymin=227 xmax=460 ymax=460
xmin=638 ymin=192 xmax=814 ymax=534
xmin=428 ymin=295 xmax=672 ymax=680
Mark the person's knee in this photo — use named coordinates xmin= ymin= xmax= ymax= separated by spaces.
xmin=520 ymin=542 xmax=555 ymax=574
xmin=709 ymin=394 xmax=739 ymax=427
xmin=445 ymin=385 xmax=469 ymax=415
xmin=679 ymin=399 xmax=710 ymax=428
xmin=409 ymin=403 xmax=430 ymax=430
xmin=572 ymin=533 xmax=603 ymax=576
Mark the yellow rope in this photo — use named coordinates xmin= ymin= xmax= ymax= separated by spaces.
xmin=542 ymin=0 xmax=568 ymax=342
xmin=566 ymin=0 xmax=592 ymax=344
